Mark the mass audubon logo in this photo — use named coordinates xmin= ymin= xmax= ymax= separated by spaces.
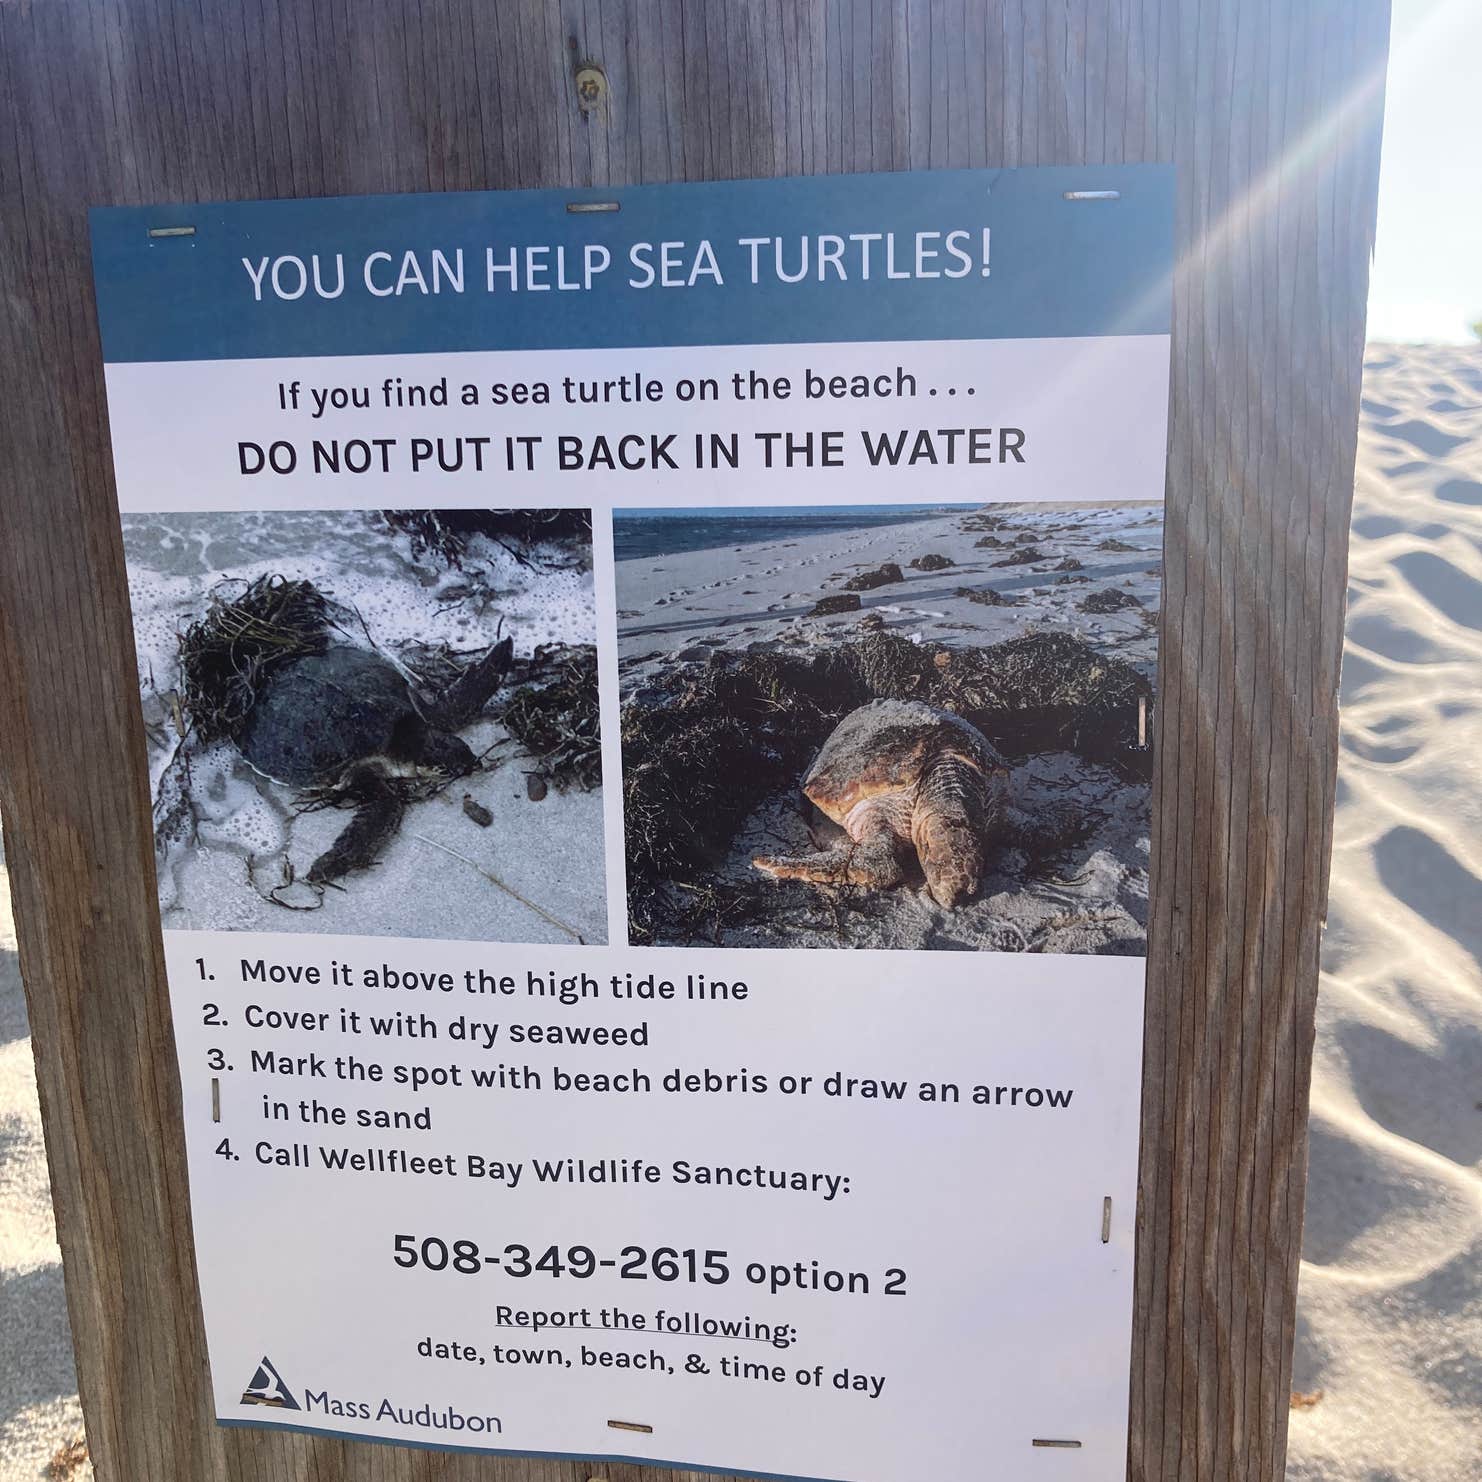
xmin=240 ymin=1357 xmax=300 ymax=1410
xmin=241 ymin=1354 xmax=503 ymax=1438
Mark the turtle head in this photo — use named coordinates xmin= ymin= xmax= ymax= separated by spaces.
xmin=911 ymin=751 xmax=996 ymax=908
xmin=395 ymin=720 xmax=477 ymax=780
xmin=915 ymin=810 xmax=984 ymax=908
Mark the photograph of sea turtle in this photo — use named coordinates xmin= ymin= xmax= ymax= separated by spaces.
xmin=614 ymin=500 xmax=1161 ymax=952
xmin=123 ymin=507 xmax=604 ymax=943
xmin=752 ymin=701 xmax=1008 ymax=908
xmin=227 ymin=634 xmax=514 ymax=887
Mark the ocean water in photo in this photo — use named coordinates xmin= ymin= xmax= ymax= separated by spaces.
xmin=613 ymin=504 xmax=975 ymax=561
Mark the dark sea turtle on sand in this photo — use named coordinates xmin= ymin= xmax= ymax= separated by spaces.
xmin=752 ymin=699 xmax=1008 ymax=908
xmin=171 ymin=573 xmax=519 ymax=889
xmin=235 ymin=640 xmax=512 ymax=885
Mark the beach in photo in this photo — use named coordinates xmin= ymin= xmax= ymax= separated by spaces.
xmin=122 ymin=508 xmax=605 ymax=944
xmin=615 ymin=501 xmax=1161 ymax=950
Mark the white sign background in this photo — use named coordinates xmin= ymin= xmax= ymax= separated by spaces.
xmin=106 ymin=329 xmax=1165 ymax=1481
xmin=103 ymin=336 xmax=1170 ymax=511
xmin=172 ymin=932 xmax=1144 ymax=1481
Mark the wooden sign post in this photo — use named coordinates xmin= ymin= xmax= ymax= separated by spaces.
xmin=0 ymin=3 xmax=1389 ymax=1480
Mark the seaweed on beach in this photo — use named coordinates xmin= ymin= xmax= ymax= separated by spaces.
xmin=809 ymin=593 xmax=862 ymax=616
xmin=621 ymin=648 xmax=867 ymax=940
xmin=1080 ymin=587 xmax=1144 ymax=614
xmin=843 ymin=562 xmax=903 ymax=591
xmin=621 ymin=630 xmax=1152 ymax=941
xmin=45 ymin=1437 xmax=89 ymax=1481
xmin=500 ymin=643 xmax=602 ymax=791
xmin=959 ymin=511 xmax=1006 ymax=533
xmin=956 ymin=585 xmax=1018 ymax=607
xmin=382 ymin=509 xmax=592 ymax=568
xmin=657 ymin=873 xmax=898 ymax=947
xmin=928 ymin=632 xmax=1152 ymax=765
xmin=178 ymin=575 xmax=333 ymax=742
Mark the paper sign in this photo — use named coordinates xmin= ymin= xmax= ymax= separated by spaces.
xmin=92 ymin=166 xmax=1171 ymax=1481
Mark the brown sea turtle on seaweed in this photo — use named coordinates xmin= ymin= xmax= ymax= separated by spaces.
xmin=752 ymin=699 xmax=1008 ymax=908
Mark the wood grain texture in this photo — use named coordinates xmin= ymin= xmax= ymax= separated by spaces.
xmin=0 ymin=2 xmax=1388 ymax=1479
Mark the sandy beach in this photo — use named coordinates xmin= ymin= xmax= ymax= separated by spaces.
xmin=0 ymin=844 xmax=89 ymax=1480
xmin=616 ymin=501 xmax=1161 ymax=951
xmin=5 ymin=345 xmax=1482 ymax=1476
xmin=616 ymin=503 xmax=1162 ymax=669
xmin=1287 ymin=344 xmax=1482 ymax=1479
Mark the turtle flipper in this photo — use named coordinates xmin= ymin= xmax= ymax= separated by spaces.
xmin=419 ymin=636 xmax=514 ymax=729
xmin=753 ymin=834 xmax=905 ymax=890
xmin=306 ymin=767 xmax=406 ymax=884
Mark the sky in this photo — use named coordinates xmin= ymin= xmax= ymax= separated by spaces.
xmin=1367 ymin=0 xmax=1482 ymax=343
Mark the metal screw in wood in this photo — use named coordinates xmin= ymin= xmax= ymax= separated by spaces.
xmin=574 ymin=63 xmax=608 ymax=113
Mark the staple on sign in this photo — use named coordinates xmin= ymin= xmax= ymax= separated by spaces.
xmin=568 ymin=201 xmax=620 ymax=214
xmin=1032 ymin=1438 xmax=1084 ymax=1448
xmin=211 ymin=1077 xmax=221 ymax=1123
xmin=607 ymin=1419 xmax=654 ymax=1434
xmin=147 ymin=224 xmax=196 ymax=237
xmin=1063 ymin=190 xmax=1121 ymax=202
xmin=1138 ymin=695 xmax=1148 ymax=747
xmin=1101 ymin=1195 xmax=1112 ymax=1243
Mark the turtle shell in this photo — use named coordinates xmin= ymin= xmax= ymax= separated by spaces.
xmin=801 ymin=699 xmax=1004 ymax=824
xmin=236 ymin=647 xmax=418 ymax=787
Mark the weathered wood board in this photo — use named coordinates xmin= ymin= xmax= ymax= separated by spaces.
xmin=0 ymin=2 xmax=1388 ymax=1479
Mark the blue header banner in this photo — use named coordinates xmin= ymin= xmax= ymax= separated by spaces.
xmin=91 ymin=166 xmax=1173 ymax=363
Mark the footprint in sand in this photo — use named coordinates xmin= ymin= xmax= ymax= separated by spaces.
xmin=1345 ymin=609 xmax=1450 ymax=665
xmin=1302 ymin=1116 xmax=1480 ymax=1280
xmin=1334 ymin=1012 xmax=1482 ymax=1169
xmin=1373 ymin=824 xmax=1482 ymax=970
xmin=1343 ymin=727 xmax=1421 ymax=767
xmin=1392 ymin=551 xmax=1482 ymax=633
xmin=1351 ymin=515 xmax=1409 ymax=539
xmin=1382 ymin=459 xmax=1438 ymax=480
xmin=1437 ymin=478 xmax=1482 ymax=506
xmin=1383 ymin=420 xmax=1471 ymax=458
